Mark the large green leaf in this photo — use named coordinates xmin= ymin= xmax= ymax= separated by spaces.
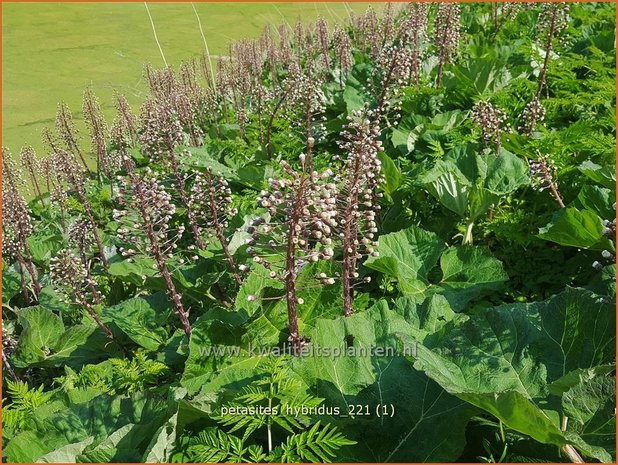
xmin=5 ymin=393 xmax=168 ymax=463
xmin=103 ymin=297 xmax=170 ymax=351
xmin=37 ymin=437 xmax=94 ymax=463
xmin=437 ymin=246 xmax=509 ymax=310
xmin=12 ymin=306 xmax=114 ymax=368
xmin=13 ymin=306 xmax=63 ymax=365
xmin=377 ymin=152 xmax=402 ymax=195
xmin=365 ymin=226 xmax=507 ymax=310
xmin=180 ymin=312 xmax=262 ymax=395
xmin=577 ymin=185 xmax=615 ymax=219
xmin=562 ymin=376 xmax=615 ymax=461
xmin=418 ymin=145 xmax=529 ymax=221
xmin=418 ymin=158 xmax=472 ymax=217
xmin=578 ymin=160 xmax=616 ymax=189
xmin=364 ymin=226 xmax=445 ymax=284
xmin=413 ymin=287 xmax=615 ymax=459
xmin=178 ymin=146 xmax=239 ymax=181
xmin=142 ymin=413 xmax=178 ymax=463
xmin=538 ymin=207 xmax=614 ymax=251
xmin=291 ymin=302 xmax=476 ymax=462
xmin=2 ymin=268 xmax=22 ymax=304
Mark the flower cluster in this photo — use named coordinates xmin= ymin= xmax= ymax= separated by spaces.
xmin=114 ymin=92 xmax=138 ymax=145
xmin=434 ymin=3 xmax=461 ymax=86
xmin=2 ymin=153 xmax=42 ymax=300
xmin=254 ymin=160 xmax=338 ymax=267
xmin=333 ymin=25 xmax=353 ymax=80
xmin=50 ymin=249 xmax=112 ymax=338
xmin=55 ymin=102 xmax=88 ymax=168
xmin=471 ymin=101 xmax=509 ymax=152
xmin=50 ymin=249 xmax=101 ymax=304
xmin=114 ymin=161 xmax=191 ymax=336
xmin=337 ymin=109 xmax=384 ymax=316
xmin=399 ymin=3 xmax=429 ymax=86
xmin=188 ymin=168 xmax=242 ymax=284
xmin=2 ymin=157 xmax=34 ymax=261
xmin=519 ymin=97 xmax=546 ymax=135
xmin=529 ymin=154 xmax=565 ymax=208
xmin=139 ymin=99 xmax=185 ymax=162
xmin=19 ymin=146 xmax=42 ymax=199
xmin=316 ymin=17 xmax=330 ymax=69
xmin=114 ymin=168 xmax=184 ymax=261
xmin=83 ymin=89 xmax=112 ymax=177
xmin=143 ymin=65 xmax=204 ymax=147
xmin=537 ymin=2 xmax=570 ymax=42
xmin=250 ymin=153 xmax=338 ymax=352
xmin=68 ymin=218 xmax=95 ymax=260
xmin=52 ymin=149 xmax=110 ymax=267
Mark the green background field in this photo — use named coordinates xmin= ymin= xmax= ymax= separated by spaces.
xmin=2 ymin=2 xmax=370 ymax=155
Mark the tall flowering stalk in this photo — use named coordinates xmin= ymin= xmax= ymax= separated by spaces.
xmin=67 ymin=217 xmax=102 ymax=304
xmin=316 ymin=17 xmax=330 ymax=70
xmin=114 ymin=161 xmax=191 ymax=337
xmin=54 ymin=149 xmax=109 ymax=267
xmin=83 ymin=89 xmax=116 ymax=182
xmin=519 ymin=3 xmax=569 ymax=134
xmin=336 ymin=110 xmax=383 ymax=316
xmin=19 ymin=146 xmax=42 ymax=200
xmin=471 ymin=101 xmax=509 ymax=154
xmin=188 ymin=168 xmax=242 ymax=285
xmin=140 ymin=99 xmax=206 ymax=251
xmin=529 ymin=152 xmax=564 ymax=208
xmin=50 ymin=249 xmax=112 ymax=339
xmin=333 ymin=25 xmax=353 ymax=87
xmin=39 ymin=155 xmax=69 ymax=228
xmin=250 ymin=146 xmax=337 ymax=353
xmin=400 ymin=3 xmax=428 ymax=86
xmin=2 ymin=153 xmax=41 ymax=300
xmin=534 ymin=3 xmax=570 ymax=101
xmin=56 ymin=102 xmax=88 ymax=169
xmin=433 ymin=3 xmax=461 ymax=88
xmin=266 ymin=61 xmax=326 ymax=161
xmin=114 ymin=93 xmax=139 ymax=145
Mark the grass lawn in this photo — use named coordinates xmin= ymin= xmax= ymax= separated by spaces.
xmin=2 ymin=2 xmax=371 ymax=155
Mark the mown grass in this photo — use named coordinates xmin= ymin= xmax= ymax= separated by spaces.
xmin=2 ymin=2 xmax=371 ymax=155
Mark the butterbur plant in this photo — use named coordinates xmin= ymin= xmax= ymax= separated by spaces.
xmin=113 ymin=162 xmax=191 ymax=336
xmin=3 ymin=4 xmax=617 ymax=463
xmin=433 ymin=3 xmax=461 ymax=87
xmin=250 ymin=144 xmax=338 ymax=353
xmin=50 ymin=249 xmax=113 ymax=339
xmin=83 ymin=88 xmax=121 ymax=183
xmin=2 ymin=153 xmax=42 ymax=300
xmin=53 ymin=149 xmax=110 ymax=267
xmin=114 ymin=92 xmax=139 ymax=145
xmin=399 ymin=2 xmax=428 ymax=86
xmin=518 ymin=97 xmax=546 ymax=136
xmin=19 ymin=146 xmax=42 ymax=200
xmin=528 ymin=152 xmax=564 ymax=208
xmin=471 ymin=101 xmax=509 ymax=153
xmin=333 ymin=25 xmax=353 ymax=86
xmin=188 ymin=168 xmax=242 ymax=285
xmin=140 ymin=100 xmax=206 ymax=250
xmin=519 ymin=3 xmax=569 ymax=134
xmin=55 ymin=102 xmax=88 ymax=169
xmin=336 ymin=110 xmax=383 ymax=316
xmin=535 ymin=2 xmax=570 ymax=100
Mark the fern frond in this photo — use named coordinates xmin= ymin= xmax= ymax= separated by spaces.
xmin=185 ymin=428 xmax=251 ymax=463
xmin=269 ymin=422 xmax=356 ymax=464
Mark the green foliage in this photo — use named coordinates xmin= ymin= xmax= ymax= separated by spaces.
xmin=2 ymin=2 xmax=615 ymax=463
